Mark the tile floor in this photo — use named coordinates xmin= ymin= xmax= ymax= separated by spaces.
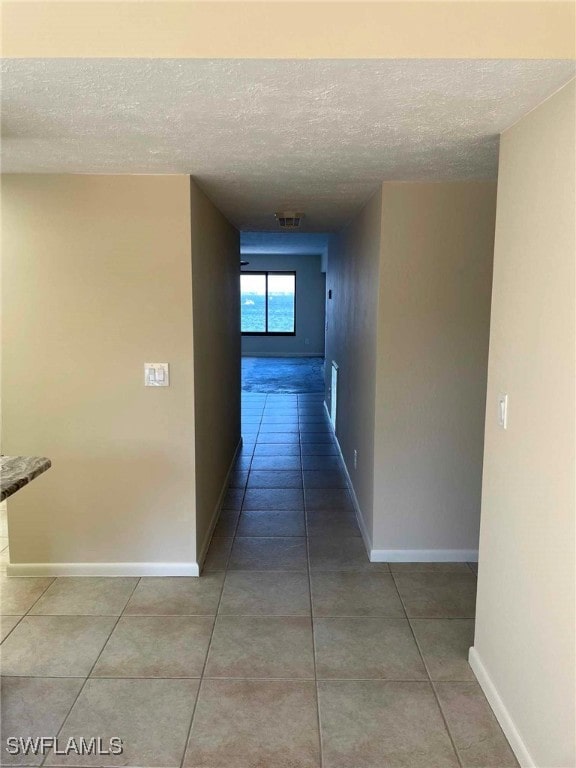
xmin=0 ymin=394 xmax=518 ymax=767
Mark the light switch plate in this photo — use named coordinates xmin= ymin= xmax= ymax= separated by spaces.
xmin=497 ymin=393 xmax=508 ymax=429
xmin=144 ymin=363 xmax=170 ymax=387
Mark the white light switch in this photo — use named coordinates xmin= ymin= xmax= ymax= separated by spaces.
xmin=144 ymin=363 xmax=170 ymax=387
xmin=497 ymin=393 xmax=508 ymax=429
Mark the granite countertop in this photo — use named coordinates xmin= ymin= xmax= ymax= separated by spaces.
xmin=0 ymin=455 xmax=52 ymax=501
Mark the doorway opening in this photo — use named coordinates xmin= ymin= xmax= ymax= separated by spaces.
xmin=239 ymin=231 xmax=330 ymax=400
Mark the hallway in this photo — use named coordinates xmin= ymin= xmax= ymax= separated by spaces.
xmin=1 ymin=8 xmax=573 ymax=764
xmin=198 ymin=391 xmax=518 ymax=766
xmin=0 ymin=392 xmax=518 ymax=767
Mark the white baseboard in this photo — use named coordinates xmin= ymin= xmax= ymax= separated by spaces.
xmin=6 ymin=561 xmax=200 ymax=577
xmin=5 ymin=440 xmax=244 ymax=579
xmin=370 ymin=548 xmax=478 ymax=562
xmin=468 ymin=646 xmax=534 ymax=767
xmin=323 ymin=404 xmax=479 ymax=565
xmin=197 ymin=438 xmax=243 ymax=570
xmin=323 ymin=401 xmax=373 ymax=558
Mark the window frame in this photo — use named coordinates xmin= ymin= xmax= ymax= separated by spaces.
xmin=241 ymin=270 xmax=297 ymax=336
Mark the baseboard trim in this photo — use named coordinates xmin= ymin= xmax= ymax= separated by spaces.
xmin=468 ymin=646 xmax=534 ymax=767
xmin=322 ymin=403 xmax=480 ymax=565
xmin=6 ymin=441 xmax=244 ymax=579
xmin=6 ymin=561 xmax=200 ymax=577
xmin=323 ymin=401 xmax=373 ymax=558
xmin=370 ymin=548 xmax=478 ymax=562
xmin=197 ymin=438 xmax=243 ymax=571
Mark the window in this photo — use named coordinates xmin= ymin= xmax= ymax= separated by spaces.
xmin=241 ymin=271 xmax=296 ymax=335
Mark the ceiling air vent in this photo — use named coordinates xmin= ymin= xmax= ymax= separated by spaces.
xmin=275 ymin=211 xmax=304 ymax=230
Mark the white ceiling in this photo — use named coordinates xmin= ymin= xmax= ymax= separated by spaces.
xmin=1 ymin=59 xmax=574 ymax=231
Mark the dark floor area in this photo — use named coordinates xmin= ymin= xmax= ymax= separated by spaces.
xmin=242 ymin=356 xmax=325 ymax=394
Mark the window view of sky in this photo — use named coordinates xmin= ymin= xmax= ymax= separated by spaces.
xmin=241 ymin=273 xmax=266 ymax=295
xmin=241 ymin=273 xmax=294 ymax=295
xmin=241 ymin=272 xmax=295 ymax=334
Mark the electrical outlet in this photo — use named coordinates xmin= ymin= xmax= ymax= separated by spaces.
xmin=353 ymin=449 xmax=358 ymax=470
xmin=305 ymin=338 xmax=310 ymax=345
xmin=498 ymin=393 xmax=508 ymax=429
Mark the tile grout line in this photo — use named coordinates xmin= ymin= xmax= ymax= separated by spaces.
xmin=219 ymin=395 xmax=260 ymax=558
xmin=0 ymin=574 xmax=56 ymax=645
xmin=426 ymin=671 xmax=464 ymax=767
xmin=181 ymin=391 xmax=271 ymax=766
xmin=232 ymin=393 xmax=264 ymax=539
xmin=0 ymin=617 xmax=24 ymax=645
xmin=300 ymin=394 xmax=325 ymax=768
xmin=236 ymin=391 xmax=325 ymax=766
xmin=179 ymin=537 xmax=228 ymax=768
xmin=0 ymin=673 xmax=480 ymax=684
xmin=38 ymin=576 xmax=142 ymax=768
xmin=21 ymin=576 xmax=58 ymax=618
xmin=391 ymin=570 xmax=464 ymax=768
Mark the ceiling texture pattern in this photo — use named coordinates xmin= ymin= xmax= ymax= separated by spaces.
xmin=2 ymin=59 xmax=574 ymax=231
xmin=241 ymin=232 xmax=329 ymax=256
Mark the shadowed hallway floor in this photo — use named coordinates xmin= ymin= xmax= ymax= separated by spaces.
xmin=0 ymin=393 xmax=517 ymax=767
xmin=241 ymin=356 xmax=325 ymax=393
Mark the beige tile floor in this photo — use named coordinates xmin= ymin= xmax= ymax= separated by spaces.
xmin=0 ymin=394 xmax=519 ymax=767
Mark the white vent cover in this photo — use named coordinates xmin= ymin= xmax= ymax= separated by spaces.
xmin=275 ymin=211 xmax=304 ymax=229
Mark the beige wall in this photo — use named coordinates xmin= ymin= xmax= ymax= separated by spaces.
xmin=326 ymin=182 xmax=496 ymax=559
xmin=2 ymin=175 xmax=197 ymax=571
xmin=3 ymin=2 xmax=574 ymax=59
xmin=324 ymin=189 xmax=383 ymax=536
xmin=373 ymin=182 xmax=497 ymax=556
xmin=190 ymin=179 xmax=241 ymax=564
xmin=472 ymin=80 xmax=575 ymax=767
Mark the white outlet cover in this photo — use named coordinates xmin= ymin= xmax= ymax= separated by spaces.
xmin=144 ymin=363 xmax=170 ymax=387
xmin=497 ymin=393 xmax=508 ymax=429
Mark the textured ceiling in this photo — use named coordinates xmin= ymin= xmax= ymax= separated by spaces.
xmin=2 ymin=59 xmax=574 ymax=231
xmin=241 ymin=232 xmax=329 ymax=256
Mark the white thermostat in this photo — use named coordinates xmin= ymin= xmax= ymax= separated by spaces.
xmin=144 ymin=363 xmax=170 ymax=387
